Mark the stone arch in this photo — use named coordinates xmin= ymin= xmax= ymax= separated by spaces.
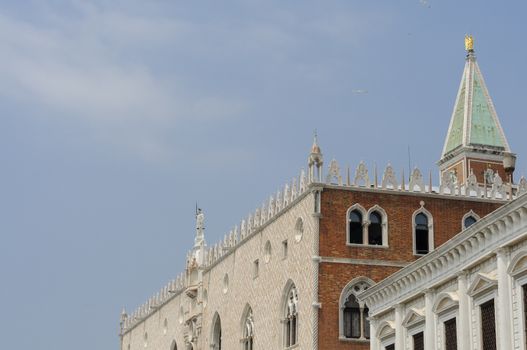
xmin=210 ymin=312 xmax=222 ymax=350
xmin=170 ymin=339 xmax=178 ymax=350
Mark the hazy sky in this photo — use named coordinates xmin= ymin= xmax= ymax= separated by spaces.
xmin=2 ymin=1 xmax=526 ymax=349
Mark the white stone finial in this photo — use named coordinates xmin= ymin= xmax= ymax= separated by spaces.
xmin=354 ymin=161 xmax=370 ymax=187
xmin=381 ymin=163 xmax=398 ymax=190
xmin=326 ymin=159 xmax=343 ymax=185
xmin=409 ymin=167 xmax=425 ymax=193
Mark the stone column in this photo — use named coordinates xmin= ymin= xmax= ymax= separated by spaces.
xmin=496 ymin=247 xmax=513 ymax=349
xmin=456 ymin=271 xmax=470 ymax=350
xmin=424 ymin=289 xmax=436 ymax=350
xmin=395 ymin=304 xmax=405 ymax=350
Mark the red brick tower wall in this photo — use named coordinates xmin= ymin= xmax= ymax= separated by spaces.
xmin=317 ymin=187 xmax=503 ymax=350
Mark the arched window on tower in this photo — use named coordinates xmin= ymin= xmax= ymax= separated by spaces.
xmin=348 ymin=210 xmax=363 ymax=244
xmin=340 ymin=277 xmax=373 ymax=340
xmin=413 ymin=209 xmax=433 ymax=255
xmin=368 ymin=211 xmax=383 ymax=245
xmin=283 ymin=284 xmax=298 ymax=348
xmin=241 ymin=307 xmax=254 ymax=350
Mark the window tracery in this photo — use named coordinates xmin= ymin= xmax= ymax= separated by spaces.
xmin=340 ymin=278 xmax=373 ymax=341
xmin=283 ymin=284 xmax=299 ymax=348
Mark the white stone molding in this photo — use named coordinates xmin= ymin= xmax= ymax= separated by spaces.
xmin=377 ymin=320 xmax=396 ymax=348
xmin=491 ymin=173 xmax=506 ymax=199
xmin=432 ymin=292 xmax=459 ymax=314
xmin=381 ymin=164 xmax=398 ymax=190
xmin=508 ymin=249 xmax=527 ymax=278
xmin=366 ymin=205 xmax=389 ymax=247
xmin=326 ymin=159 xmax=343 ymax=185
xmin=346 ymin=204 xmax=367 ymax=245
xmin=354 ymin=161 xmax=371 ymax=187
xmin=409 ymin=167 xmax=425 ymax=193
xmin=465 ymin=169 xmax=481 ymax=197
xmin=461 ymin=210 xmax=480 ymax=230
xmin=467 ymin=271 xmax=498 ymax=298
xmin=411 ymin=205 xmax=434 ymax=255
xmin=338 ymin=276 xmax=375 ymax=340
xmin=402 ymin=308 xmax=425 ymax=328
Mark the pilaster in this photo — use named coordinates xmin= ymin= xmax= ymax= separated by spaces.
xmin=496 ymin=247 xmax=513 ymax=349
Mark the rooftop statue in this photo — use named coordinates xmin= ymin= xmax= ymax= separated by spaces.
xmin=465 ymin=34 xmax=474 ymax=51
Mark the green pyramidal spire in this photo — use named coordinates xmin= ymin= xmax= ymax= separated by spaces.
xmin=441 ymin=42 xmax=511 ymax=158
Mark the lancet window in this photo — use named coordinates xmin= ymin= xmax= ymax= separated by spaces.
xmin=241 ymin=307 xmax=254 ymax=350
xmin=413 ymin=208 xmax=433 ymax=255
xmin=283 ymin=285 xmax=298 ymax=348
xmin=368 ymin=211 xmax=383 ymax=245
xmin=348 ymin=209 xmax=363 ymax=244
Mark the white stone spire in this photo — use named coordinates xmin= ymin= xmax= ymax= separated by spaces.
xmin=195 ymin=208 xmax=205 ymax=247
xmin=308 ymin=132 xmax=323 ymax=182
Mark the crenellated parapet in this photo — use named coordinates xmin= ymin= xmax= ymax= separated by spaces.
xmin=120 ymin=271 xmax=186 ymax=332
xmin=318 ymin=159 xmax=527 ymax=200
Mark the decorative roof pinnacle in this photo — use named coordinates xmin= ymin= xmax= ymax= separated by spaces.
xmin=464 ymin=34 xmax=474 ymax=52
xmin=311 ymin=130 xmax=321 ymax=155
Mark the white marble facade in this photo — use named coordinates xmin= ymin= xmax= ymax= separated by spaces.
xmin=120 ymin=186 xmax=321 ymax=350
xmin=359 ymin=193 xmax=527 ymax=350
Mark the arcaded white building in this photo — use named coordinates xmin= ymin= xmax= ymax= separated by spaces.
xmin=359 ymin=191 xmax=527 ymax=350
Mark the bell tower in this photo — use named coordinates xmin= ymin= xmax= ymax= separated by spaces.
xmin=438 ymin=36 xmax=516 ymax=186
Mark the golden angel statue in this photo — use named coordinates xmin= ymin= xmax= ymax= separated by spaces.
xmin=465 ymin=35 xmax=474 ymax=51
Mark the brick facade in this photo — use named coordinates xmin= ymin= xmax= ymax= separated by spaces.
xmin=317 ymin=187 xmax=503 ymax=350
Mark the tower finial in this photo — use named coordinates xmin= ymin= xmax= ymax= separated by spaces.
xmin=464 ymin=34 xmax=474 ymax=52
xmin=311 ymin=130 xmax=321 ymax=154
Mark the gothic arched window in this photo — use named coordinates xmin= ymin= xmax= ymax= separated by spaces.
xmin=348 ymin=210 xmax=363 ymax=244
xmin=413 ymin=209 xmax=433 ymax=255
xmin=368 ymin=211 xmax=383 ymax=245
xmin=340 ymin=277 xmax=373 ymax=340
xmin=241 ymin=307 xmax=254 ymax=350
xmin=283 ymin=284 xmax=298 ymax=348
xmin=462 ymin=211 xmax=480 ymax=230
xmin=212 ymin=314 xmax=222 ymax=350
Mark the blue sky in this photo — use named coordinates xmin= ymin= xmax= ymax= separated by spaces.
xmin=1 ymin=1 xmax=526 ymax=349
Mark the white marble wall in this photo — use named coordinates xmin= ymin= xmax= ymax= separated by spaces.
xmin=121 ymin=191 xmax=317 ymax=350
